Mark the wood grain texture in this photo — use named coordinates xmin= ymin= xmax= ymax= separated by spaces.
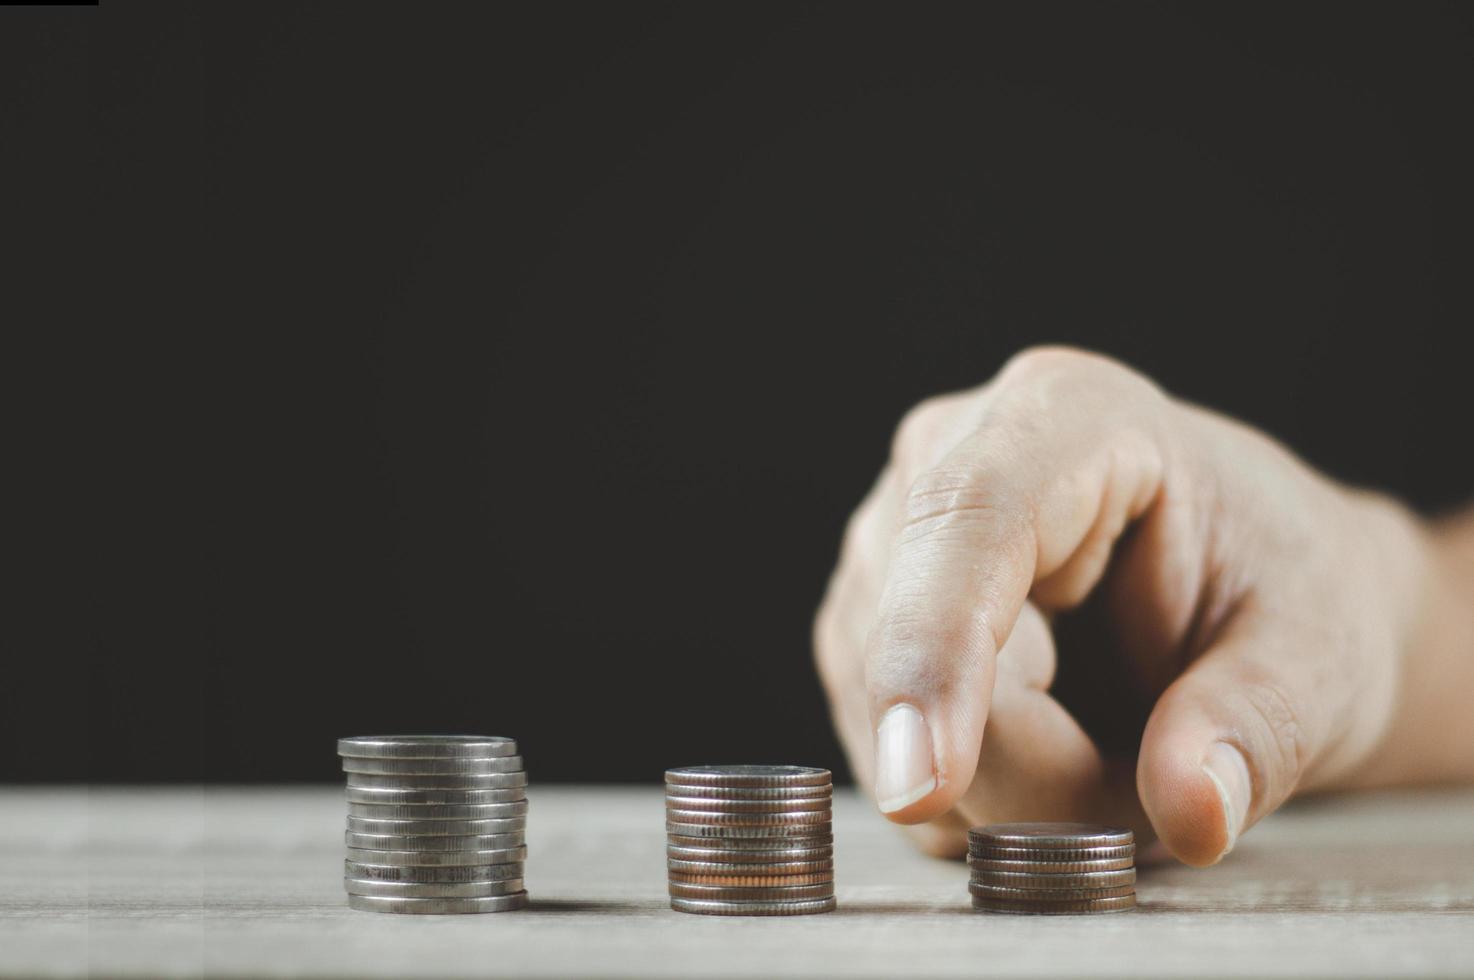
xmin=2 ymin=786 xmax=1472 ymax=978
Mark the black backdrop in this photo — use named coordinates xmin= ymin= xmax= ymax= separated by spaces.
xmin=9 ymin=3 xmax=1473 ymax=782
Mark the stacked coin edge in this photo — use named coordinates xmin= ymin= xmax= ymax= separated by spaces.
xmin=967 ymin=822 xmax=1136 ymax=914
xmin=665 ymin=765 xmax=836 ymax=916
xmin=339 ymin=735 xmax=529 ymax=914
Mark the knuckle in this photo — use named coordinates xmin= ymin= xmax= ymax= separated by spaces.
xmin=1239 ymin=675 xmax=1313 ymax=792
xmin=899 ymin=465 xmax=1022 ymax=541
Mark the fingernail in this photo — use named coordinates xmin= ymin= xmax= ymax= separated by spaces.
xmin=1202 ymin=741 xmax=1252 ymax=861
xmin=874 ymin=703 xmax=936 ymax=814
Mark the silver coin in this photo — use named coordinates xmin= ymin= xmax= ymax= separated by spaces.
xmin=344 ymin=845 xmax=527 ymax=867
xmin=345 ymin=831 xmax=525 ymax=851
xmin=668 ymin=871 xmax=835 ymax=887
xmin=663 ymin=794 xmax=832 ymax=813
xmin=665 ymin=766 xmax=832 ymax=789
xmin=345 ymin=860 xmax=525 ymax=882
xmin=341 ymin=756 xmax=525 ymax=775
xmin=968 ymin=822 xmax=1134 ymax=850
xmin=668 ymin=844 xmax=834 ymax=863
xmin=667 ymin=858 xmax=834 ymax=876
xmin=968 ymin=855 xmax=1135 ymax=874
xmin=346 ymin=800 xmax=528 ymax=820
xmin=667 ymin=834 xmax=833 ymax=851
xmin=346 ymin=816 xmax=526 ymax=837
xmin=668 ymin=881 xmax=834 ymax=901
xmin=662 ymin=783 xmax=834 ymax=801
xmin=345 ymin=876 xmax=525 ymax=898
xmin=968 ymin=844 xmax=1135 ymax=862
xmin=344 ymin=786 xmax=526 ymax=805
xmin=337 ymin=735 xmax=519 ymax=760
xmin=968 ymin=881 xmax=1136 ymax=901
xmin=670 ymin=896 xmax=836 ymax=916
xmin=346 ymin=772 xmax=527 ymax=789
xmin=970 ymin=868 xmax=1136 ymax=889
xmin=347 ymin=892 xmax=529 ymax=914
xmin=664 ymin=807 xmax=831 ymax=827
xmin=666 ymin=821 xmax=832 ymax=839
xmin=971 ymin=894 xmax=1136 ymax=915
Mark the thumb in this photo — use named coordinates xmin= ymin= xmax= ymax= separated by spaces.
xmin=1137 ymin=609 xmax=1372 ymax=866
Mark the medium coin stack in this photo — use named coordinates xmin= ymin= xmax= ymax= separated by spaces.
xmin=968 ymin=822 xmax=1136 ymax=914
xmin=665 ymin=765 xmax=836 ymax=916
xmin=338 ymin=735 xmax=529 ymax=914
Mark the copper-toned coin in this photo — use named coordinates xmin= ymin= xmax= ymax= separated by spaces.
xmin=668 ymin=881 xmax=834 ymax=901
xmin=668 ymin=871 xmax=834 ymax=887
xmin=968 ymin=822 xmax=1133 ymax=850
xmin=667 ymin=858 xmax=834 ymax=876
xmin=968 ymin=855 xmax=1134 ymax=874
xmin=662 ymin=794 xmax=832 ymax=813
xmin=968 ymin=881 xmax=1136 ymax=901
xmin=665 ymin=766 xmax=832 ymax=790
xmin=971 ymin=893 xmax=1136 ymax=915
xmin=670 ymin=896 xmax=836 ymax=916
xmin=970 ymin=868 xmax=1136 ymax=889
xmin=968 ymin=844 xmax=1135 ymax=863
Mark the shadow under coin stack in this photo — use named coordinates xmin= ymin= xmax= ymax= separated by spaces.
xmin=665 ymin=765 xmax=836 ymax=916
xmin=968 ymin=822 xmax=1136 ymax=914
xmin=338 ymin=735 xmax=529 ymax=914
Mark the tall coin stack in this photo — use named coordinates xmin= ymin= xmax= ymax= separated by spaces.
xmin=968 ymin=822 xmax=1136 ymax=914
xmin=665 ymin=765 xmax=836 ymax=916
xmin=338 ymin=735 xmax=529 ymax=914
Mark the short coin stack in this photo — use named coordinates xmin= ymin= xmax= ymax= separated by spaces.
xmin=968 ymin=822 xmax=1135 ymax=914
xmin=665 ymin=765 xmax=836 ymax=916
xmin=338 ymin=735 xmax=529 ymax=914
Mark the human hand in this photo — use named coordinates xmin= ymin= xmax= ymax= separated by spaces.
xmin=814 ymin=347 xmax=1438 ymax=865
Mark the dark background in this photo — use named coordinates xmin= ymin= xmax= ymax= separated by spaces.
xmin=8 ymin=3 xmax=1472 ymax=782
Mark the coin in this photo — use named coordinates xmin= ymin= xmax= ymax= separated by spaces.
xmin=969 ymin=868 xmax=1136 ymax=889
xmin=668 ymin=871 xmax=834 ymax=887
xmin=970 ymin=894 xmax=1136 ymax=915
xmin=345 ymin=877 xmax=526 ymax=898
xmin=665 ymin=766 xmax=832 ymax=789
xmin=346 ymin=772 xmax=527 ymax=789
xmin=345 ymin=831 xmax=525 ymax=851
xmin=667 ymin=834 xmax=833 ymax=852
xmin=968 ymin=855 xmax=1135 ymax=874
xmin=341 ymin=756 xmax=525 ymax=775
xmin=968 ymin=881 xmax=1136 ymax=901
xmin=968 ymin=844 xmax=1135 ymax=862
xmin=345 ymin=861 xmax=525 ymax=882
xmin=668 ymin=881 xmax=834 ymax=901
xmin=662 ymin=795 xmax=832 ymax=813
xmin=344 ymin=786 xmax=526 ymax=805
xmin=345 ymin=846 xmax=527 ymax=867
xmin=346 ymin=801 xmax=529 ymax=820
xmin=666 ymin=822 xmax=832 ymax=839
xmin=346 ymin=816 xmax=526 ymax=836
xmin=337 ymin=736 xmax=519 ymax=760
xmin=663 ymin=808 xmax=832 ymax=827
xmin=968 ymin=822 xmax=1134 ymax=850
xmin=347 ymin=892 xmax=529 ymax=914
xmin=663 ymin=784 xmax=834 ymax=801
xmin=667 ymin=844 xmax=834 ymax=863
xmin=669 ymin=896 xmax=836 ymax=916
xmin=666 ymin=858 xmax=834 ymax=876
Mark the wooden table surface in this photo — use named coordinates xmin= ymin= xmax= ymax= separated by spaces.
xmin=3 ymin=785 xmax=1472 ymax=978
